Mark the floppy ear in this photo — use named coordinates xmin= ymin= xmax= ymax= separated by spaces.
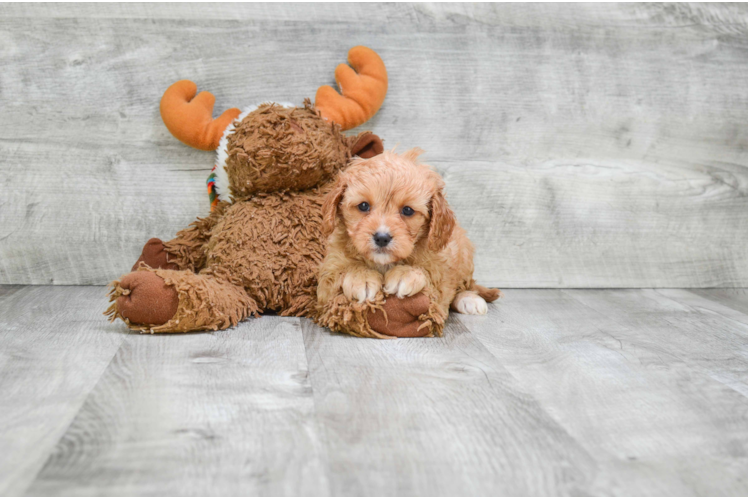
xmin=321 ymin=175 xmax=348 ymax=237
xmin=427 ymin=184 xmax=456 ymax=251
xmin=350 ymin=132 xmax=384 ymax=159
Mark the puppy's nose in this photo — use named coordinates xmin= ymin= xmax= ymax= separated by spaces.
xmin=373 ymin=232 xmax=392 ymax=248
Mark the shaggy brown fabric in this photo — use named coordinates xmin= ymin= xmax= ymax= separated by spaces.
xmin=225 ymin=101 xmax=350 ymax=199
xmin=366 ymin=293 xmax=432 ymax=338
xmin=163 ymin=202 xmax=229 ymax=272
xmin=107 ymin=267 xmax=259 ymax=333
xmin=108 ymin=270 xmax=179 ymax=326
xmin=199 ymin=186 xmax=329 ymax=316
xmin=315 ymin=289 xmax=445 ymax=339
xmin=314 ymin=291 xmax=390 ymax=339
xmin=108 ymin=100 xmax=399 ymax=336
xmin=132 ymin=238 xmax=180 ymax=272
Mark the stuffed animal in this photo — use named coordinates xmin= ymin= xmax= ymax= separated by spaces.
xmin=106 ymin=46 xmax=432 ymax=337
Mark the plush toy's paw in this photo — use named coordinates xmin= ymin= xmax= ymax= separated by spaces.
xmin=367 ymin=293 xmax=431 ymax=338
xmin=132 ymin=238 xmax=180 ymax=272
xmin=342 ymin=268 xmax=383 ymax=303
xmin=115 ymin=271 xmax=179 ymax=326
xmin=451 ymin=291 xmax=488 ymax=315
xmin=383 ymin=266 xmax=427 ymax=298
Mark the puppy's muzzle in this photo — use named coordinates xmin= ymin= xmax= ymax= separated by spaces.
xmin=373 ymin=232 xmax=392 ymax=248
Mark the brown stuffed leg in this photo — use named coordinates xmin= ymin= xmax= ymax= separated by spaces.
xmin=132 ymin=238 xmax=181 ymax=271
xmin=131 ymin=203 xmax=227 ymax=273
xmin=161 ymin=202 xmax=229 ymax=272
xmin=106 ymin=267 xmax=258 ymax=333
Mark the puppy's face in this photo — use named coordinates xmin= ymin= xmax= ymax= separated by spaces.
xmin=323 ymin=149 xmax=456 ymax=265
xmin=341 ymin=166 xmax=430 ymax=265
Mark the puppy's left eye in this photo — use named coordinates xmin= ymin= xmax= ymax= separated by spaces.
xmin=401 ymin=206 xmax=415 ymax=216
xmin=357 ymin=202 xmax=370 ymax=212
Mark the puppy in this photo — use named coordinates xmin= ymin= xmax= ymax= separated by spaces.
xmin=316 ymin=148 xmax=501 ymax=337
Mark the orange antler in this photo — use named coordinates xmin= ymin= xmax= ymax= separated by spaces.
xmin=315 ymin=46 xmax=388 ymax=131
xmin=160 ymin=80 xmax=241 ymax=151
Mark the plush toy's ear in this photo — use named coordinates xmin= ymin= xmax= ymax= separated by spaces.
xmin=350 ymin=132 xmax=384 ymax=159
xmin=321 ymin=175 xmax=348 ymax=237
xmin=160 ymin=80 xmax=241 ymax=151
xmin=427 ymin=180 xmax=456 ymax=252
xmin=315 ymin=46 xmax=388 ymax=131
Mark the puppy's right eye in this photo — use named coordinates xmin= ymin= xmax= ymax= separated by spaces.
xmin=357 ymin=202 xmax=370 ymax=212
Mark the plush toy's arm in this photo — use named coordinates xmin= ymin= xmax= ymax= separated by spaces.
xmin=162 ymin=202 xmax=228 ymax=272
xmin=315 ymin=254 xmax=440 ymax=338
xmin=315 ymin=287 xmax=440 ymax=339
xmin=382 ymin=265 xmax=449 ymax=336
xmin=315 ymin=248 xmax=390 ymax=338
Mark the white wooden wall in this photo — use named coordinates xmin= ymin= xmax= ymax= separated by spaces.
xmin=1 ymin=3 xmax=747 ymax=287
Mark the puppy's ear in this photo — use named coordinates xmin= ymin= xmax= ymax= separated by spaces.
xmin=350 ymin=132 xmax=383 ymax=159
xmin=321 ymin=174 xmax=348 ymax=237
xmin=427 ymin=184 xmax=456 ymax=252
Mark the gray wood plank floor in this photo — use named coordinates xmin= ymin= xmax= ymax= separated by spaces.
xmin=2 ymin=286 xmax=747 ymax=495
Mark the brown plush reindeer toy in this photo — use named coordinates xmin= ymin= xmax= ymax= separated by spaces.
xmin=107 ymin=46 xmax=432 ymax=337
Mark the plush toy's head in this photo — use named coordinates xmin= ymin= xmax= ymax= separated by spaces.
xmin=214 ymin=101 xmax=383 ymax=202
xmin=159 ymin=46 xmax=388 ymax=204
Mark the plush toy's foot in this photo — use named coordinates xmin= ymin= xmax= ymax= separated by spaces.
xmin=132 ymin=238 xmax=180 ymax=272
xmin=107 ymin=268 xmax=259 ymax=333
xmin=114 ymin=270 xmax=179 ymax=326
xmin=367 ymin=293 xmax=432 ymax=338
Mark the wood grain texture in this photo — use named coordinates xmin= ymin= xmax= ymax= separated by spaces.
xmin=26 ymin=316 xmax=328 ymax=496
xmin=1 ymin=3 xmax=748 ymax=286
xmin=5 ymin=2 xmax=748 ymax=27
xmin=3 ymin=285 xmax=748 ymax=494
xmin=571 ymin=288 xmax=748 ymax=399
xmin=689 ymin=288 xmax=748 ymax=317
xmin=457 ymin=289 xmax=748 ymax=495
xmin=300 ymin=318 xmax=596 ymax=496
xmin=0 ymin=286 xmax=126 ymax=495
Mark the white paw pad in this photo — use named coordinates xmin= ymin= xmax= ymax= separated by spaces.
xmin=453 ymin=292 xmax=488 ymax=315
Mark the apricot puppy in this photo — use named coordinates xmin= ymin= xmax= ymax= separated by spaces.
xmin=316 ymin=148 xmax=501 ymax=338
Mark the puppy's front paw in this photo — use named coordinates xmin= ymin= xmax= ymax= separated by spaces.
xmin=342 ymin=268 xmax=383 ymax=303
xmin=384 ymin=266 xmax=427 ymax=298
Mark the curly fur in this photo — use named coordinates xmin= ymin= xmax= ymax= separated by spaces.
xmin=315 ymin=149 xmax=500 ymax=337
